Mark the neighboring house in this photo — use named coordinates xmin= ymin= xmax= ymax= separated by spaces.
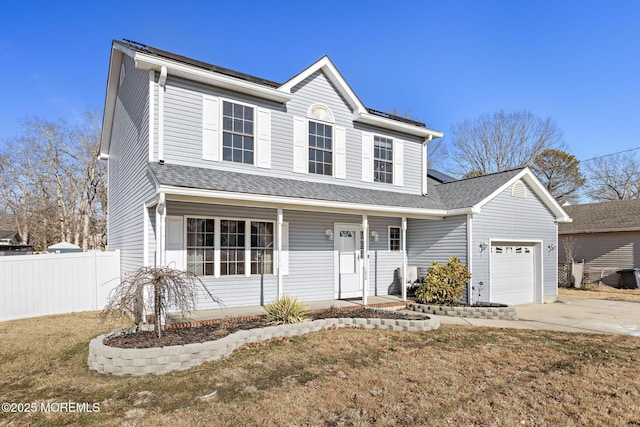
xmin=0 ymin=230 xmax=22 ymax=245
xmin=100 ymin=39 xmax=570 ymax=308
xmin=559 ymin=199 xmax=640 ymax=285
xmin=0 ymin=230 xmax=32 ymax=254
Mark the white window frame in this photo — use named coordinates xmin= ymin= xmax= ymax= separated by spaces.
xmin=182 ymin=216 xmax=281 ymax=278
xmin=221 ymin=98 xmax=256 ymax=165
xmin=388 ymin=225 xmax=402 ymax=251
xmin=373 ymin=135 xmax=393 ymax=184
xmin=307 ymin=119 xmax=334 ymax=176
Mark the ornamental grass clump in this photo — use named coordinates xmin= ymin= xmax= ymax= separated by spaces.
xmin=415 ymin=256 xmax=471 ymax=304
xmin=265 ymin=295 xmax=311 ymax=325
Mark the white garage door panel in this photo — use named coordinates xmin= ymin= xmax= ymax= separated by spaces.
xmin=491 ymin=245 xmax=534 ymax=305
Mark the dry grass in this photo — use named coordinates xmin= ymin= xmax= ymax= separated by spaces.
xmin=1 ymin=312 xmax=640 ymax=426
xmin=559 ymin=283 xmax=640 ymax=302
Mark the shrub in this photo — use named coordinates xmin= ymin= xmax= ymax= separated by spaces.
xmin=264 ymin=295 xmax=310 ymax=325
xmin=415 ymin=256 xmax=471 ymax=304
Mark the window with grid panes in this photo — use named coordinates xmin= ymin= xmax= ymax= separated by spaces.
xmin=251 ymin=221 xmax=274 ymax=274
xmin=222 ymin=101 xmax=254 ymax=164
xmin=374 ymin=136 xmax=393 ymax=183
xmin=220 ymin=220 xmax=245 ymax=275
xmin=186 ymin=218 xmax=215 ymax=276
xmin=389 ymin=226 xmax=401 ymax=251
xmin=308 ymin=120 xmax=333 ymax=175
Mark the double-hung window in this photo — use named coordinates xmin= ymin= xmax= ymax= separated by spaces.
xmin=389 ymin=226 xmax=401 ymax=251
xmin=251 ymin=221 xmax=274 ymax=274
xmin=374 ymin=136 xmax=393 ymax=184
xmin=308 ymin=121 xmax=333 ymax=176
xmin=222 ymin=101 xmax=254 ymax=164
xmin=186 ymin=218 xmax=215 ymax=276
xmin=220 ymin=220 xmax=246 ymax=275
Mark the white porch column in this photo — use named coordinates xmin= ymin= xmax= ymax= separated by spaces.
xmin=155 ymin=193 xmax=166 ymax=266
xmin=277 ymin=208 xmax=283 ymax=299
xmin=362 ymin=214 xmax=369 ymax=305
xmin=402 ymin=217 xmax=408 ymax=301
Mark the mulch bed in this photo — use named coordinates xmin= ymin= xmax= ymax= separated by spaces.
xmin=105 ymin=308 xmax=427 ymax=349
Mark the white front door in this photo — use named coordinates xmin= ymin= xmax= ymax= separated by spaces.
xmin=335 ymin=224 xmax=362 ymax=298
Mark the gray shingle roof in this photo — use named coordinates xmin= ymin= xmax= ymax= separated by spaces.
xmin=148 ymin=163 xmax=526 ymax=213
xmin=429 ymin=169 xmax=524 ymax=210
xmin=559 ymin=199 xmax=640 ymax=233
xmin=149 ymin=163 xmax=445 ymax=210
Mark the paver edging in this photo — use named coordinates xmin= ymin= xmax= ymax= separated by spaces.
xmin=88 ymin=313 xmax=439 ymax=376
xmin=408 ymin=302 xmax=518 ymax=320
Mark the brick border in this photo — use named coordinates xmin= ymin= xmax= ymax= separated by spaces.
xmin=88 ymin=312 xmax=439 ymax=376
xmin=408 ymin=302 xmax=518 ymax=320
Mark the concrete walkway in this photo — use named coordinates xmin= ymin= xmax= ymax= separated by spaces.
xmin=172 ymin=296 xmax=640 ymax=336
xmin=433 ymin=298 xmax=640 ymax=336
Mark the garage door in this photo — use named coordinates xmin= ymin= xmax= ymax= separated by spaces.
xmin=491 ymin=244 xmax=534 ymax=305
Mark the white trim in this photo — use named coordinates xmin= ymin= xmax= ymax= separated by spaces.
xmin=472 ymin=168 xmax=571 ymax=223
xmin=467 ymin=214 xmax=473 ymax=305
xmin=401 ymin=218 xmax=407 ymax=301
xmin=143 ymin=204 xmax=149 ymax=267
xmin=182 ymin=215 xmax=279 ymax=279
xmin=159 ymin=185 xmax=452 ymax=219
xmin=219 ymin=97 xmax=258 ymax=166
xmin=488 ymin=238 xmax=543 ymax=305
xmin=148 ymin=70 xmax=155 ymax=162
xmin=362 ymin=215 xmax=369 ymax=305
xmin=277 ymin=209 xmax=283 ymax=298
xmin=134 ymin=52 xmax=292 ymax=103
xmin=422 ymin=136 xmax=431 ymax=195
xmin=387 ymin=225 xmax=402 ymax=252
xmin=157 ymin=66 xmax=167 ymax=163
xmin=355 ymin=111 xmax=444 ymax=139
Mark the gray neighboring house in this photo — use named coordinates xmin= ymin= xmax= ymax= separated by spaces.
xmin=559 ymin=199 xmax=640 ymax=285
xmin=100 ymin=39 xmax=570 ymax=309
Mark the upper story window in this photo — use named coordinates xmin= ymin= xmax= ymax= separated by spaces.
xmin=308 ymin=121 xmax=333 ymax=176
xmin=374 ymin=136 xmax=393 ymax=184
xmin=293 ymin=104 xmax=345 ymax=178
xmin=222 ymin=101 xmax=254 ymax=164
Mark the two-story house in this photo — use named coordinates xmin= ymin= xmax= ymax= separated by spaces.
xmin=100 ymin=39 xmax=570 ymax=309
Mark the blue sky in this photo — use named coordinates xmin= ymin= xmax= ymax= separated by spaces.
xmin=1 ymin=0 xmax=639 ymax=165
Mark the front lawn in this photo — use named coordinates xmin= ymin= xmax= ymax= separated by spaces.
xmin=559 ymin=284 xmax=640 ymax=302
xmin=1 ymin=311 xmax=639 ymax=426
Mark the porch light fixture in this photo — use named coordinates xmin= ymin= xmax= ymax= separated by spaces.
xmin=370 ymin=230 xmax=379 ymax=241
xmin=547 ymin=243 xmax=556 ymax=253
xmin=479 ymin=242 xmax=489 ymax=253
xmin=325 ymin=229 xmax=334 ymax=240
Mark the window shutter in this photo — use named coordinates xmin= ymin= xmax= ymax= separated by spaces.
xmin=393 ymin=139 xmax=404 ymax=186
xmin=165 ymin=216 xmax=184 ymax=270
xmin=335 ymin=126 xmax=346 ymax=179
xmin=361 ymin=132 xmax=373 ymax=182
xmin=256 ymin=108 xmax=272 ymax=169
xmin=293 ymin=116 xmax=306 ymax=173
xmin=280 ymin=222 xmax=289 ymax=275
xmin=202 ymin=95 xmax=220 ymax=161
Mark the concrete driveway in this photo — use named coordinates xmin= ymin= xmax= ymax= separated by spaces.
xmin=434 ymin=298 xmax=640 ymax=336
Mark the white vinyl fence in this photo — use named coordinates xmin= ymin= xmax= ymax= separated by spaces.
xmin=0 ymin=250 xmax=121 ymax=322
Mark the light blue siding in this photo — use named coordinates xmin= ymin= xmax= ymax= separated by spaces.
xmin=158 ymin=71 xmax=425 ymax=195
xmin=107 ymin=55 xmax=154 ymax=274
xmin=472 ymin=182 xmax=558 ymax=301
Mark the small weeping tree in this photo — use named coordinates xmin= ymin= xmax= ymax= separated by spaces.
xmin=100 ymin=266 xmax=220 ymax=338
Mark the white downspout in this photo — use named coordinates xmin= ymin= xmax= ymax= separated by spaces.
xmin=422 ymin=135 xmax=432 ymax=196
xmin=401 ymin=217 xmax=407 ymax=301
xmin=277 ymin=208 xmax=283 ymax=299
xmin=157 ymin=66 xmax=167 ymax=163
xmin=148 ymin=70 xmax=155 ymax=162
xmin=362 ymin=214 xmax=369 ymax=306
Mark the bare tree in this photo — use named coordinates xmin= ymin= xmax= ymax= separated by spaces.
xmin=447 ymin=110 xmax=564 ymax=176
xmin=0 ymin=112 xmax=106 ymax=250
xmin=584 ymin=153 xmax=640 ymax=201
xmin=531 ymin=149 xmax=586 ymax=204
xmin=100 ymin=266 xmax=220 ymax=338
